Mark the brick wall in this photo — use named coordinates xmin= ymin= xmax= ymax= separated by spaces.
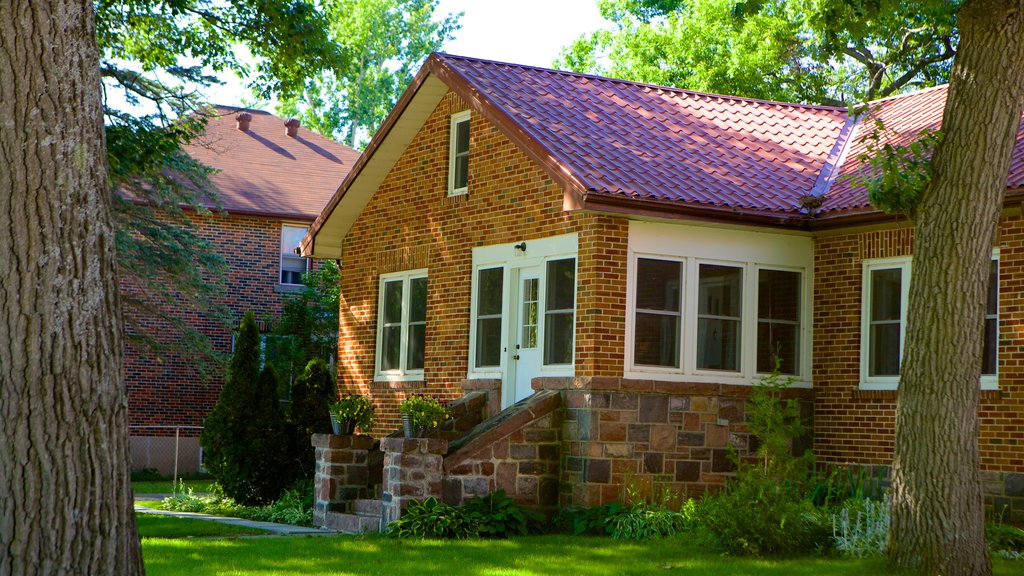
xmin=813 ymin=219 xmax=1024 ymax=473
xmin=124 ymin=212 xmax=316 ymax=431
xmin=337 ymin=91 xmax=628 ymax=434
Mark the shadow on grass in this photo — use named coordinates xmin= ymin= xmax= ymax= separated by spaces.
xmin=142 ymin=534 xmax=913 ymax=576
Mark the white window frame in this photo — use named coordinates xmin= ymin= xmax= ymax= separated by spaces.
xmin=860 ymin=252 xmax=999 ymax=390
xmin=625 ymin=221 xmax=813 ymax=387
xmin=375 ymin=268 xmax=428 ymax=381
xmin=280 ymin=223 xmax=310 ymax=286
xmin=447 ymin=110 xmax=471 ymax=197
xmin=860 ymin=256 xmax=911 ymax=390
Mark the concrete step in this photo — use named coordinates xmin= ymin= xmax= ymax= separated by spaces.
xmin=324 ymin=511 xmax=381 ymax=534
xmin=352 ymin=498 xmax=382 ymax=517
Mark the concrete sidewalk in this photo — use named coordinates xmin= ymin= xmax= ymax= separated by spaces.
xmin=134 ymin=495 xmax=331 ymax=536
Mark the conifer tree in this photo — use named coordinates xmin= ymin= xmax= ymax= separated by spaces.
xmin=201 ymin=311 xmax=289 ymax=504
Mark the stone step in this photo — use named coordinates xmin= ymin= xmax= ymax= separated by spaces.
xmin=352 ymin=498 xmax=382 ymax=517
xmin=324 ymin=511 xmax=381 ymax=534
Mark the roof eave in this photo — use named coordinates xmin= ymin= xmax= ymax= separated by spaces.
xmin=581 ymin=192 xmax=809 ymax=229
xmin=300 ymin=56 xmax=444 ymax=259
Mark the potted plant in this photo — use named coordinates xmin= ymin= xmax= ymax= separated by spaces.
xmin=329 ymin=394 xmax=376 ymax=435
xmin=399 ymin=395 xmax=451 ymax=438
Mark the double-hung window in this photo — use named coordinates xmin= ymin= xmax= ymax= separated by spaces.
xmin=280 ymin=224 xmax=310 ymax=285
xmin=376 ymin=270 xmax=427 ymax=378
xmin=861 ymin=255 xmax=998 ymax=389
xmin=629 ymin=257 xmax=803 ymax=379
xmin=448 ymin=111 xmax=470 ymax=196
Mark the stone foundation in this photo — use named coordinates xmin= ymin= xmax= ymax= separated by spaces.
xmin=311 ymin=434 xmax=374 ymax=528
xmin=443 ymin=390 xmax=561 ymax=511
xmin=381 ymin=437 xmax=448 ymax=525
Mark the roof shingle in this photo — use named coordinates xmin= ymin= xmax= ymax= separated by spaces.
xmin=184 ymin=106 xmax=361 ymax=219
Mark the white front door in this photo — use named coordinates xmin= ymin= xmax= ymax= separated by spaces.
xmin=509 ymin=267 xmax=541 ymax=405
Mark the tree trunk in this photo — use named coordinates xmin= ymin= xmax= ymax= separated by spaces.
xmin=0 ymin=0 xmax=144 ymax=573
xmin=889 ymin=1 xmax=1024 ymax=574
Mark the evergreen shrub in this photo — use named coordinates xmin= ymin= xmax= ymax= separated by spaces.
xmin=200 ymin=311 xmax=290 ymax=505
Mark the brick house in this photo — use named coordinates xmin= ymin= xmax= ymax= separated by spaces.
xmin=302 ymin=54 xmax=1024 ymax=520
xmin=127 ymin=107 xmax=360 ymax=474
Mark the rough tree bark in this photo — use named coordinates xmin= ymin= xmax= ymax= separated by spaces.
xmin=0 ymin=0 xmax=144 ymax=573
xmin=890 ymin=1 xmax=1024 ymax=574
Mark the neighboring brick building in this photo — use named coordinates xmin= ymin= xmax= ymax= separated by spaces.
xmin=303 ymin=54 xmax=1024 ymax=514
xmin=127 ymin=107 xmax=360 ymax=474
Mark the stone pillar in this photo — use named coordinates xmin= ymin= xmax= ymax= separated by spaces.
xmin=312 ymin=434 xmax=374 ymax=529
xmin=381 ymin=437 xmax=448 ymax=526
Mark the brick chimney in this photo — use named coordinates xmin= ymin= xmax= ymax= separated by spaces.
xmin=285 ymin=118 xmax=300 ymax=137
xmin=236 ymin=112 xmax=252 ymax=131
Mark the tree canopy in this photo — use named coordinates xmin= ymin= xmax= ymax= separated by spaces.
xmin=555 ymin=0 xmax=958 ymax=105
xmin=98 ymin=0 xmax=349 ymax=371
xmin=277 ymin=0 xmax=460 ymax=148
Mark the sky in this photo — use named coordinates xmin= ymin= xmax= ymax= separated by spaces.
xmin=203 ymin=0 xmax=608 ymax=106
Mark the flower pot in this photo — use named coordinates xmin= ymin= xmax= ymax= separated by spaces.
xmin=330 ymin=413 xmax=341 ymax=435
xmin=342 ymin=418 xmax=357 ymax=435
xmin=401 ymin=414 xmax=426 ymax=438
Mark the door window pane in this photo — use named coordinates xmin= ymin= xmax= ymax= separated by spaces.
xmin=544 ymin=258 xmax=575 ymax=365
xmin=634 ymin=258 xmax=682 ymax=367
xmin=757 ymin=269 xmax=800 ymax=374
xmin=476 ymin=267 xmax=503 ymax=368
xmin=697 ymin=264 xmax=742 ymax=371
xmin=521 ymin=278 xmax=538 ymax=349
xmin=869 ymin=268 xmax=902 ymax=376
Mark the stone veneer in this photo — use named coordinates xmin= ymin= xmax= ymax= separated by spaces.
xmin=535 ymin=377 xmax=812 ymax=507
xmin=380 ymin=437 xmax=448 ymax=525
xmin=311 ymin=434 xmax=374 ymax=528
xmin=442 ymin=390 xmax=562 ymax=511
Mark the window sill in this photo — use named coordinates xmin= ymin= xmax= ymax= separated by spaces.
xmin=275 ymin=283 xmax=305 ymax=294
xmin=853 ymin=388 xmax=1003 ymax=401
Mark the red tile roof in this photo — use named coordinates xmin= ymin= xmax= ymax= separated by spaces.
xmin=822 ymin=85 xmax=1024 ymax=218
xmin=437 ymin=54 xmax=849 ymax=216
xmin=184 ymin=106 xmax=361 ymax=220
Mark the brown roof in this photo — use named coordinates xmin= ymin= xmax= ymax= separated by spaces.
xmin=822 ymin=85 xmax=1024 ymax=221
xmin=184 ymin=106 xmax=361 ymax=220
xmin=437 ymin=54 xmax=849 ymax=218
xmin=305 ymin=54 xmax=1024 ymax=256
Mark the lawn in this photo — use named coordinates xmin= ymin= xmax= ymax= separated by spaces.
xmin=137 ymin=514 xmax=267 ymax=538
xmin=133 ymin=479 xmax=215 ymax=495
xmin=141 ymin=533 xmax=972 ymax=576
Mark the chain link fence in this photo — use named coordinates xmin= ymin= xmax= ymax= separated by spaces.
xmin=129 ymin=425 xmax=205 ymax=480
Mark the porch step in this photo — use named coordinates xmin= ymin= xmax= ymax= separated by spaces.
xmin=352 ymin=498 xmax=382 ymax=517
xmin=324 ymin=498 xmax=384 ymax=534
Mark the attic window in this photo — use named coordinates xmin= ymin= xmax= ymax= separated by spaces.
xmin=448 ymin=111 xmax=470 ymax=196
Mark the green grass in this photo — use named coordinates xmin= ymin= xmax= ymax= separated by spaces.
xmin=133 ymin=479 xmax=215 ymax=495
xmin=141 ymin=533 xmax=1024 ymax=576
xmin=137 ymin=514 xmax=267 ymax=538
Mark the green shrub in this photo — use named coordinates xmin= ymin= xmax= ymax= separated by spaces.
xmin=556 ymin=503 xmax=623 ymax=536
xmin=159 ymin=481 xmax=314 ymax=527
xmin=988 ymin=522 xmax=1024 ymax=554
xmin=287 ymin=358 xmax=336 ymax=477
xmin=460 ymin=490 xmax=545 ymax=538
xmin=698 ymin=468 xmax=832 ymax=556
xmin=200 ymin=312 xmax=291 ymax=505
xmin=388 ymin=497 xmax=480 ymax=539
xmin=832 ymin=497 xmax=890 ymax=558
xmin=606 ymin=483 xmax=690 ymax=541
